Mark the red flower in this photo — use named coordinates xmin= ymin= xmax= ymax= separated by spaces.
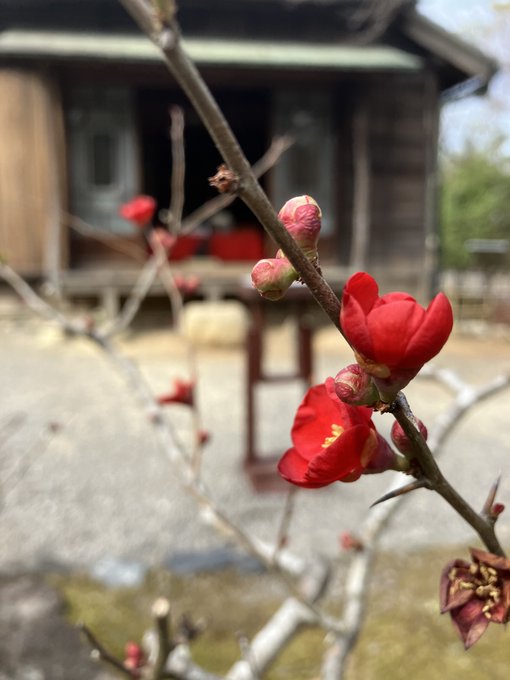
xmin=277 ymin=384 xmax=395 ymax=488
xmin=440 ymin=548 xmax=510 ymax=649
xmin=119 ymin=195 xmax=157 ymax=227
xmin=157 ymin=379 xmax=194 ymax=407
xmin=340 ymin=272 xmax=453 ymax=401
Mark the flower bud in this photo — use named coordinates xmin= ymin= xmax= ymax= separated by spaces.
xmin=278 ymin=195 xmax=321 ymax=259
xmin=390 ymin=418 xmax=428 ymax=455
xmin=339 ymin=531 xmax=364 ymax=552
xmin=329 ymin=364 xmax=379 ymax=406
xmin=251 ymin=257 xmax=298 ymax=301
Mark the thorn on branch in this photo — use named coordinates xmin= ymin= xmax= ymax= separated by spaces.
xmin=370 ymin=478 xmax=431 ymax=508
xmin=208 ymin=164 xmax=240 ymax=194
xmin=481 ymin=474 xmax=505 ymax=524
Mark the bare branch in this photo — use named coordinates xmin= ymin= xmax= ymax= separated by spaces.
xmin=80 ymin=624 xmax=136 ymax=678
xmin=65 ymin=212 xmax=147 ymax=263
xmin=167 ymin=105 xmax=186 ymax=233
xmin=180 ymin=136 xmax=293 ymax=236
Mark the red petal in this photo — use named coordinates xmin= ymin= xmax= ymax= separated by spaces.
xmin=439 ymin=559 xmax=471 ymax=611
xmin=343 ymin=272 xmax=380 ymax=313
xmin=304 ymin=424 xmax=370 ymax=485
xmin=291 ymin=385 xmax=344 ymax=458
xmin=340 ymin=273 xmax=379 ymax=357
xmin=278 ymin=447 xmax=330 ymax=488
xmin=402 ymin=293 xmax=453 ymax=367
xmin=366 ymin=301 xmax=425 ymax=367
xmin=470 ymin=547 xmax=510 ymax=573
xmin=450 ymin=599 xmax=489 ymax=649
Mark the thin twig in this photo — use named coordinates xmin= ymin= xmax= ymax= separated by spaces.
xmin=80 ymin=624 xmax=136 ymax=678
xmin=168 ymin=105 xmax=186 ymax=233
xmin=65 ymin=212 xmax=147 ymax=263
xmin=180 ymin=135 xmax=293 ymax=236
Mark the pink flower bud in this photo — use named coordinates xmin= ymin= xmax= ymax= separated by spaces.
xmin=328 ymin=364 xmax=379 ymax=406
xmin=340 ymin=531 xmax=364 ymax=552
xmin=278 ymin=195 xmax=321 ymax=258
xmin=198 ymin=429 xmax=211 ymax=446
xmin=491 ymin=503 xmax=505 ymax=519
xmin=251 ymin=257 xmax=298 ymax=301
xmin=390 ymin=419 xmax=428 ymax=455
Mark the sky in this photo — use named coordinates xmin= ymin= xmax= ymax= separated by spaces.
xmin=418 ymin=0 xmax=510 ymax=156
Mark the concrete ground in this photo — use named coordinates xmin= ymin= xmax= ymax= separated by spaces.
xmin=1 ymin=294 xmax=510 ymax=579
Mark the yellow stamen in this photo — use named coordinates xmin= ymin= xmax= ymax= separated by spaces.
xmin=322 ymin=423 xmax=344 ymax=448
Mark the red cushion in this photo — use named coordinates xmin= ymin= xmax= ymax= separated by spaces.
xmin=209 ymin=229 xmax=265 ymax=261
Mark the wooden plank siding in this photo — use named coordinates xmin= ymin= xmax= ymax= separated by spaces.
xmin=367 ymin=74 xmax=432 ymax=290
xmin=0 ymin=67 xmax=67 ymax=277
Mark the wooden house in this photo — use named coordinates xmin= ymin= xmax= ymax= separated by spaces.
xmin=0 ymin=0 xmax=497 ymax=305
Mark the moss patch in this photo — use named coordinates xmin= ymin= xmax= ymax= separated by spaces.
xmin=51 ymin=546 xmax=510 ymax=679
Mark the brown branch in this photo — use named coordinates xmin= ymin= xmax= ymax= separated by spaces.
xmin=65 ymin=212 xmax=147 ymax=263
xmin=180 ymin=135 xmax=293 ymax=236
xmin=80 ymin=624 xmax=136 ymax=678
xmin=151 ymin=598 xmax=174 ymax=680
xmin=322 ymin=369 xmax=510 ymax=678
xmin=392 ymin=392 xmax=505 ymax=556
xmin=168 ymin=105 xmax=186 ymax=233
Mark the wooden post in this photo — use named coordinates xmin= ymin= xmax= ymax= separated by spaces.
xmin=349 ymin=100 xmax=371 ymax=271
xmin=420 ymin=72 xmax=440 ymax=302
xmin=43 ymin=73 xmax=67 ymax=297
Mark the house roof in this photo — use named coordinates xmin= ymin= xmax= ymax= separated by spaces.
xmin=0 ymin=30 xmax=423 ymax=71
xmin=0 ymin=0 xmax=497 ymax=92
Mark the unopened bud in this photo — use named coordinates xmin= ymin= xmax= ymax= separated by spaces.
xmin=490 ymin=503 xmax=505 ymax=519
xmin=329 ymin=364 xmax=378 ymax=406
xmin=251 ymin=257 xmax=298 ymax=301
xmin=391 ymin=419 xmax=428 ymax=455
xmin=278 ymin=195 xmax=321 ymax=259
xmin=340 ymin=531 xmax=364 ymax=552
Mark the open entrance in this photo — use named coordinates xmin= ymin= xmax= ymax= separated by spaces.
xmin=137 ymin=87 xmax=270 ymax=261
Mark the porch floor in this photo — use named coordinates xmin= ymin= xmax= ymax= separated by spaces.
xmin=57 ymin=258 xmax=349 ymax=316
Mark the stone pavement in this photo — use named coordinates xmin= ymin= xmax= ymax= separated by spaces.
xmin=1 ymin=302 xmax=510 ymax=580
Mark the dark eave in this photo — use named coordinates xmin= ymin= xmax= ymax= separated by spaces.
xmin=401 ymin=9 xmax=498 ymax=91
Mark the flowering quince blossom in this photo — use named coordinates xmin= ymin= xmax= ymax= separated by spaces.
xmin=157 ymin=378 xmax=194 ymax=407
xmin=119 ymin=195 xmax=157 ymax=227
xmin=440 ymin=548 xmax=510 ymax=649
xmin=277 ymin=384 xmax=395 ymax=488
xmin=340 ymin=272 xmax=453 ymax=401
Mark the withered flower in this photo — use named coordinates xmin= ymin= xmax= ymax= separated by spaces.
xmin=440 ymin=547 xmax=510 ymax=649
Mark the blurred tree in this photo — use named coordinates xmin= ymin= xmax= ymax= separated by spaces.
xmin=440 ymin=139 xmax=510 ymax=268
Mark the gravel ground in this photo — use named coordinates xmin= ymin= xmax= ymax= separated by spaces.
xmin=1 ymin=298 xmax=510 ymax=578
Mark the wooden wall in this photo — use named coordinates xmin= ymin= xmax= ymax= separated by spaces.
xmin=0 ymin=67 xmax=67 ymax=277
xmin=334 ymin=72 xmax=439 ymax=297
